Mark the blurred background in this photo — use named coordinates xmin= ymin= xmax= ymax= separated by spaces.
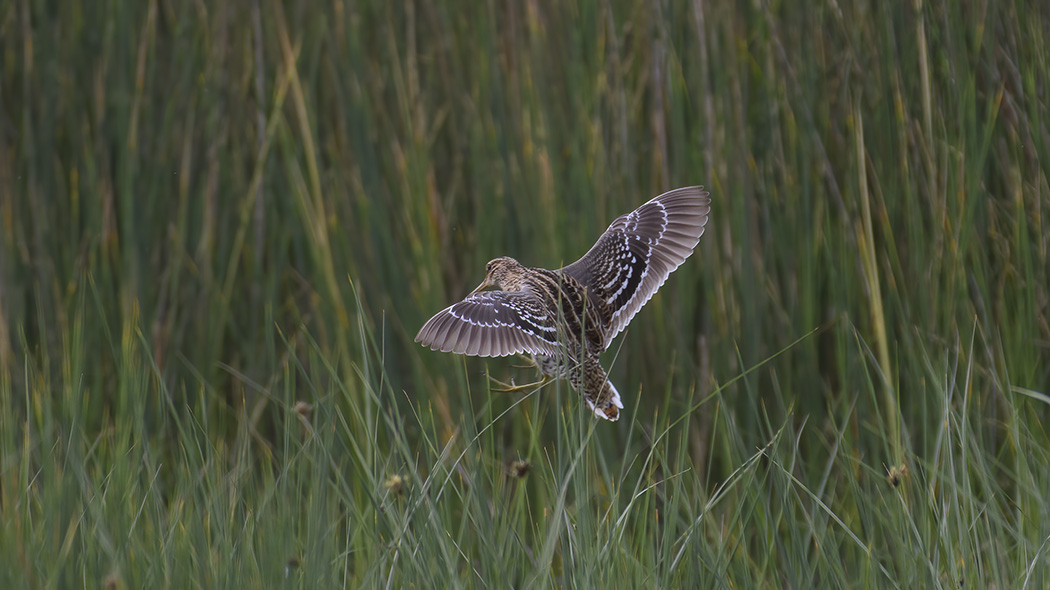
xmin=2 ymin=0 xmax=1049 ymax=587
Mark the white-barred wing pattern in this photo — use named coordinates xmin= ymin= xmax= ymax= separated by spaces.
xmin=560 ymin=186 xmax=711 ymax=345
xmin=416 ymin=186 xmax=712 ymax=421
xmin=415 ymin=289 xmax=561 ymax=357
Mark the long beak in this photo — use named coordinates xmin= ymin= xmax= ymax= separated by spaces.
xmin=469 ymin=278 xmax=491 ymax=295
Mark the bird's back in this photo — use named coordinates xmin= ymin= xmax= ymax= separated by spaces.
xmin=522 ymin=267 xmax=609 ymax=354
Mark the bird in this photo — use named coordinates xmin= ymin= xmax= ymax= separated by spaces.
xmin=415 ymin=186 xmax=711 ymax=421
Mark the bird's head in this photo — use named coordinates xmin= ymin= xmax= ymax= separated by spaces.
xmin=470 ymin=257 xmax=526 ymax=293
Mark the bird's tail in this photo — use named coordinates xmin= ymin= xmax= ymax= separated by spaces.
xmin=588 ymin=378 xmax=624 ymax=421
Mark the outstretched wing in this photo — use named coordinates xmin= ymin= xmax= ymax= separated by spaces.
xmin=415 ymin=289 xmax=561 ymax=357
xmin=560 ymin=186 xmax=711 ymax=346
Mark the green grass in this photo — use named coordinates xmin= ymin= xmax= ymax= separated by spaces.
xmin=2 ymin=0 xmax=1049 ymax=587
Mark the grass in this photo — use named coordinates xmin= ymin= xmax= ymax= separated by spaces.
xmin=2 ymin=0 xmax=1049 ymax=587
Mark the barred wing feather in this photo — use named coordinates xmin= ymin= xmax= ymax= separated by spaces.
xmin=559 ymin=186 xmax=711 ymax=347
xmin=415 ymin=289 xmax=561 ymax=357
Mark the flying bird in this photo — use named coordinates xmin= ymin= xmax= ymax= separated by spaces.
xmin=415 ymin=186 xmax=711 ymax=421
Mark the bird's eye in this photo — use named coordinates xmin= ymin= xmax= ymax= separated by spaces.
xmin=486 ymin=262 xmax=494 ymax=272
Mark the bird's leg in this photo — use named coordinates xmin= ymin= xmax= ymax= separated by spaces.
xmin=488 ymin=353 xmax=553 ymax=391
xmin=510 ymin=354 xmax=540 ymax=370
xmin=487 ymin=373 xmax=552 ymax=392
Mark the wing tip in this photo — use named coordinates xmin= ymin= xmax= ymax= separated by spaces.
xmin=654 ymin=185 xmax=711 ymax=203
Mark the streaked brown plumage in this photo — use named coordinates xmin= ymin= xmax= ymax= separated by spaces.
xmin=415 ymin=186 xmax=712 ymax=421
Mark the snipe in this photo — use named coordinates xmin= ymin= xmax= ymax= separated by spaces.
xmin=415 ymin=186 xmax=711 ymax=421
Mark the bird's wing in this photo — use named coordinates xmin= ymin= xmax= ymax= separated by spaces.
xmin=560 ymin=186 xmax=711 ymax=346
xmin=415 ymin=289 xmax=561 ymax=357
